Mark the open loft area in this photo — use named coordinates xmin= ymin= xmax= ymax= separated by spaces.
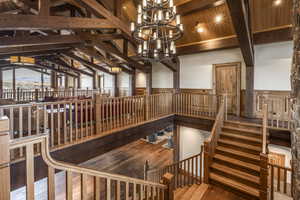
xmin=0 ymin=0 xmax=299 ymax=200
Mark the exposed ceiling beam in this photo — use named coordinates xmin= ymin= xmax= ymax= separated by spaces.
xmin=177 ymin=0 xmax=225 ymax=16
xmin=227 ymin=0 xmax=254 ymax=66
xmin=44 ymin=56 xmax=94 ymax=76
xmin=0 ymin=34 xmax=83 ymax=48
xmin=88 ymin=40 xmax=148 ymax=72
xmin=78 ymin=32 xmax=124 ymax=41
xmin=71 ymin=0 xmax=131 ymax=36
xmin=61 ymin=52 xmax=113 ymax=74
xmin=177 ymin=36 xmax=239 ymax=55
xmin=161 ymin=59 xmax=178 ymax=72
xmin=177 ymin=26 xmax=292 ymax=55
xmin=35 ymin=61 xmax=79 ymax=77
xmin=0 ymin=43 xmax=78 ymax=59
xmin=0 ymin=14 xmax=115 ymax=30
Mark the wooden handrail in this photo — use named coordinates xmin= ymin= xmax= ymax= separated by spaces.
xmin=10 ymin=134 xmax=167 ymax=189
xmin=203 ymin=96 xmax=226 ymax=183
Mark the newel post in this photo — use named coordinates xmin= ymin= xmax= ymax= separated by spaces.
xmin=144 ymin=160 xmax=149 ymax=180
xmin=0 ymin=116 xmax=10 ymax=200
xmin=259 ymin=153 xmax=268 ymax=200
xmin=203 ymin=141 xmax=210 ymax=184
xmin=162 ymin=173 xmax=174 ymax=200
xmin=95 ymin=95 xmax=102 ymax=134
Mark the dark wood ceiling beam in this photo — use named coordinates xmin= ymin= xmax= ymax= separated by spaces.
xmin=0 ymin=43 xmax=79 ymax=59
xmin=35 ymin=61 xmax=79 ymax=77
xmin=61 ymin=52 xmax=113 ymax=74
xmin=44 ymin=56 xmax=94 ymax=76
xmin=71 ymin=0 xmax=131 ymax=36
xmin=161 ymin=59 xmax=178 ymax=72
xmin=79 ymin=32 xmax=124 ymax=41
xmin=89 ymin=40 xmax=148 ymax=72
xmin=227 ymin=0 xmax=254 ymax=66
xmin=177 ymin=0 xmax=225 ymax=16
xmin=0 ymin=14 xmax=115 ymax=30
xmin=0 ymin=35 xmax=83 ymax=48
xmin=254 ymin=26 xmax=292 ymax=45
xmin=76 ymin=47 xmax=133 ymax=74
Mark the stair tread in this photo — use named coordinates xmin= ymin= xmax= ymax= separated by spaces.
xmin=211 ymin=163 xmax=260 ymax=184
xmin=214 ymin=154 xmax=260 ymax=172
xmin=209 ymin=173 xmax=260 ymax=197
xmin=174 ymin=186 xmax=190 ymax=199
xmin=216 ymin=146 xmax=260 ymax=161
xmin=218 ymin=139 xmax=262 ymax=152
xmin=223 ymin=126 xmax=262 ymax=135
xmin=225 ymin=120 xmax=262 ymax=128
xmin=180 ymin=184 xmax=199 ymax=200
xmin=190 ymin=184 xmax=209 ymax=200
xmin=221 ymin=132 xmax=262 ymax=143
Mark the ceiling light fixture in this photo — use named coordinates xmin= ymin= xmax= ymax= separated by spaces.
xmin=215 ymin=15 xmax=223 ymax=23
xmin=197 ymin=27 xmax=204 ymax=33
xmin=130 ymin=0 xmax=184 ymax=61
xmin=273 ymin=0 xmax=282 ymax=6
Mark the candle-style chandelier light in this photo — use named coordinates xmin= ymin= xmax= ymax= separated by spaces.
xmin=130 ymin=0 xmax=183 ymax=61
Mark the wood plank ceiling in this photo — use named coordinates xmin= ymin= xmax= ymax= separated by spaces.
xmin=0 ymin=0 xmax=293 ymax=76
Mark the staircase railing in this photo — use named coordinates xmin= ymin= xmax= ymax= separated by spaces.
xmin=203 ymin=96 xmax=226 ymax=183
xmin=260 ymin=104 xmax=269 ymax=200
xmin=146 ymin=147 xmax=204 ymax=190
xmin=269 ymin=163 xmax=293 ymax=200
xmin=0 ymin=117 xmax=169 ymax=200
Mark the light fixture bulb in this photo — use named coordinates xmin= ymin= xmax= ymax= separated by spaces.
xmin=197 ymin=27 xmax=204 ymax=33
xmin=215 ymin=15 xmax=223 ymax=23
xmin=273 ymin=0 xmax=282 ymax=6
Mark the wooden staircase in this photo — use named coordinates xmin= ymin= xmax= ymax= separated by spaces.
xmin=208 ymin=121 xmax=264 ymax=199
xmin=174 ymin=184 xmax=209 ymax=200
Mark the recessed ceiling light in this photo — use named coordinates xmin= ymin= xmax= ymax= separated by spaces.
xmin=197 ymin=27 xmax=204 ymax=33
xmin=273 ymin=0 xmax=282 ymax=6
xmin=215 ymin=15 xmax=223 ymax=23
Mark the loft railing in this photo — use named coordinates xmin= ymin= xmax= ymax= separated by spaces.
xmin=269 ymin=163 xmax=293 ymax=200
xmin=1 ymin=93 xmax=221 ymax=163
xmin=0 ymin=88 xmax=111 ymax=102
xmin=255 ymin=92 xmax=292 ymax=130
xmin=203 ymin=96 xmax=226 ymax=183
xmin=146 ymin=147 xmax=204 ymax=190
xmin=0 ymin=117 xmax=170 ymax=200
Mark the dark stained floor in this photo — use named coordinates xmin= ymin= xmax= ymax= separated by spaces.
xmin=80 ymin=139 xmax=174 ymax=179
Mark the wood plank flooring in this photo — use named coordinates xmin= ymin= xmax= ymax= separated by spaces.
xmin=202 ymin=185 xmax=247 ymax=200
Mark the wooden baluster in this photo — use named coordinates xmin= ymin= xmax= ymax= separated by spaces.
xmin=277 ymin=166 xmax=281 ymax=192
xmin=50 ymin=104 xmax=54 ymax=147
xmin=28 ymin=106 xmax=32 ymax=137
xmin=66 ymin=171 xmax=73 ymax=200
xmin=48 ymin=166 xmax=55 ymax=200
xmin=69 ymin=102 xmax=73 ymax=142
xmin=107 ymin=178 xmax=111 ymax=200
xmin=75 ymin=102 xmax=78 ymax=140
xmin=64 ymin=103 xmax=67 ymax=144
xmin=85 ymin=100 xmax=88 ymax=136
xmin=80 ymin=101 xmax=84 ymax=138
xmin=126 ymin=182 xmax=130 ymax=200
xmin=0 ymin=117 xmax=10 ymax=200
xmin=57 ymin=104 xmax=61 ymax=145
xmin=284 ymin=168 xmax=287 ymax=194
xmin=116 ymin=180 xmax=121 ymax=200
xmin=110 ymin=99 xmax=113 ymax=129
xmin=94 ymin=177 xmax=101 ymax=200
xmin=26 ymin=143 xmax=35 ymax=200
xmin=271 ymin=165 xmax=274 ymax=200
xmin=81 ymin=174 xmax=88 ymax=200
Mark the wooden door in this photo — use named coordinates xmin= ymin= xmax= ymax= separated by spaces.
xmin=213 ymin=62 xmax=241 ymax=116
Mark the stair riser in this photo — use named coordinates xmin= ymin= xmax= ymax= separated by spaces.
xmin=216 ymin=149 xmax=260 ymax=165
xmin=222 ymin=128 xmax=262 ymax=138
xmin=210 ymin=168 xmax=260 ymax=189
xmin=209 ymin=180 xmax=259 ymax=200
xmin=218 ymin=141 xmax=261 ymax=155
xmin=220 ymin=134 xmax=262 ymax=146
xmin=224 ymin=122 xmax=262 ymax=132
xmin=213 ymin=157 xmax=260 ymax=176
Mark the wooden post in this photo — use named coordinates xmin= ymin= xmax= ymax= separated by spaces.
xmin=12 ymin=66 xmax=16 ymax=99
xmin=146 ymin=70 xmax=152 ymax=95
xmin=0 ymin=116 xmax=10 ymax=200
xmin=93 ymin=72 xmax=97 ymax=89
xmin=203 ymin=141 xmax=210 ymax=184
xmin=173 ymin=125 xmax=180 ymax=162
xmin=35 ymin=89 xmax=39 ymax=101
xmin=144 ymin=160 xmax=149 ymax=180
xmin=162 ymin=173 xmax=174 ymax=200
xmin=0 ymin=69 xmax=3 ymax=98
xmin=114 ymin=74 xmax=119 ymax=97
xmin=173 ymin=57 xmax=180 ymax=93
xmin=77 ymin=76 xmax=81 ymax=89
xmin=95 ymin=95 xmax=102 ymax=134
xmin=130 ymin=68 xmax=136 ymax=96
xmin=260 ymin=153 xmax=268 ymax=200
xmin=245 ymin=66 xmax=254 ymax=118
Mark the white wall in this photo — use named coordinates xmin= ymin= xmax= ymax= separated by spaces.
xmin=152 ymin=62 xmax=173 ymax=88
xmin=178 ymin=41 xmax=292 ymax=91
xmin=254 ymin=41 xmax=292 ymax=91
xmin=118 ymin=72 xmax=130 ymax=89
xmin=136 ymin=70 xmax=146 ymax=88
xmin=179 ymin=126 xmax=210 ymax=160
xmin=179 ymin=48 xmax=246 ymax=89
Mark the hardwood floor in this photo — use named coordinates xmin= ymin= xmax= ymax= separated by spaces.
xmin=11 ymin=139 xmax=173 ymax=200
xmin=80 ymin=139 xmax=173 ymax=179
xmin=202 ymin=185 xmax=247 ymax=200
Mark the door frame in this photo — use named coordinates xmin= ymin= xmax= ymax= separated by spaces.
xmin=212 ymin=62 xmax=241 ymax=116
